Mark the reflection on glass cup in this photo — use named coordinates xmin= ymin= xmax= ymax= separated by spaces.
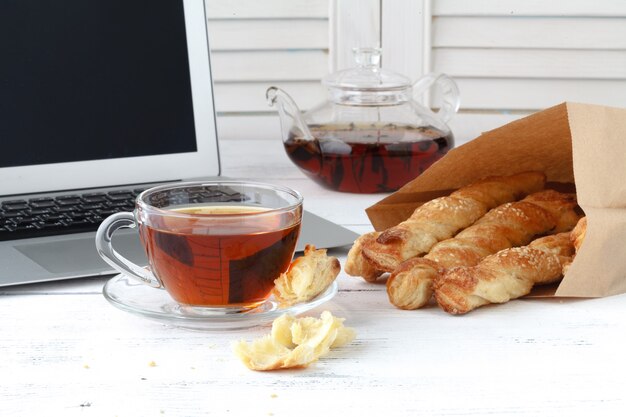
xmin=96 ymin=181 xmax=303 ymax=311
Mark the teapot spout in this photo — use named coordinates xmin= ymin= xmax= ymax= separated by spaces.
xmin=266 ymin=86 xmax=313 ymax=141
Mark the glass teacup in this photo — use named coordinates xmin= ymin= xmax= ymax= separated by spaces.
xmin=96 ymin=181 xmax=303 ymax=311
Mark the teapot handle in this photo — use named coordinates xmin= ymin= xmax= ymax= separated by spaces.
xmin=412 ymin=73 xmax=460 ymax=123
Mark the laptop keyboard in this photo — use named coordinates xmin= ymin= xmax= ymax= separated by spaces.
xmin=0 ymin=188 xmax=147 ymax=241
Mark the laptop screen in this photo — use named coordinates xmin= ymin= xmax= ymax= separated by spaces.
xmin=1 ymin=0 xmax=197 ymax=168
xmin=0 ymin=0 xmax=219 ymax=195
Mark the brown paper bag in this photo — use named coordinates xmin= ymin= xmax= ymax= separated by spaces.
xmin=366 ymin=102 xmax=626 ymax=298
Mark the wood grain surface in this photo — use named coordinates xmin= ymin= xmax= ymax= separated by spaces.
xmin=0 ymin=140 xmax=625 ymax=416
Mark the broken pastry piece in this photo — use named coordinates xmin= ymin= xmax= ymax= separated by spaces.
xmin=272 ymin=245 xmax=341 ymax=307
xmin=233 ymin=311 xmax=356 ymax=371
xmin=434 ymin=232 xmax=574 ymax=315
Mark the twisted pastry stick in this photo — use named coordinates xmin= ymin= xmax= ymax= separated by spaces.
xmin=387 ymin=190 xmax=580 ymax=309
xmin=434 ymin=232 xmax=574 ymax=314
xmin=360 ymin=172 xmax=546 ymax=273
xmin=570 ymin=216 xmax=587 ymax=252
xmin=562 ymin=216 xmax=586 ymax=274
xmin=344 ymin=232 xmax=383 ymax=282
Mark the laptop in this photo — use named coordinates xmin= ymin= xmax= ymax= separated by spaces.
xmin=0 ymin=0 xmax=358 ymax=287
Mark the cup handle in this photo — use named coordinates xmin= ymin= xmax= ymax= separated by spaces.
xmin=95 ymin=212 xmax=162 ymax=288
xmin=413 ymin=73 xmax=461 ymax=123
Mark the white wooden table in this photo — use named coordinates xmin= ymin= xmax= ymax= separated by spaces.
xmin=1 ymin=139 xmax=625 ymax=417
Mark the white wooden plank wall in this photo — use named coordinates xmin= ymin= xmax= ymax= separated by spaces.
xmin=208 ymin=0 xmax=626 ymax=143
xmin=429 ymin=0 xmax=626 ymax=131
xmin=206 ymin=0 xmax=330 ymax=140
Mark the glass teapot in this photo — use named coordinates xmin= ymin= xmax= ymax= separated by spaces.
xmin=267 ymin=48 xmax=460 ymax=193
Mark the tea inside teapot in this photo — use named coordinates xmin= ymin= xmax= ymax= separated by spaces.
xmin=284 ymin=122 xmax=453 ymax=193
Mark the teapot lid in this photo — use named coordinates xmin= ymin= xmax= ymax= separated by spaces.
xmin=322 ymin=48 xmax=411 ymax=91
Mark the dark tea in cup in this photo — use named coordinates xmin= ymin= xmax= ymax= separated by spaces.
xmin=96 ymin=182 xmax=303 ymax=310
xmin=140 ymin=205 xmax=299 ymax=307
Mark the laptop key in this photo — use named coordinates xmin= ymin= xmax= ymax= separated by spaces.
xmin=87 ymin=215 xmax=104 ymax=223
xmin=83 ymin=195 xmax=109 ymax=203
xmin=29 ymin=197 xmax=54 ymax=203
xmin=0 ymin=211 xmax=24 ymax=219
xmin=1 ymin=199 xmax=28 ymax=205
xmin=27 ymin=208 xmax=54 ymax=216
xmin=66 ymin=219 xmax=95 ymax=227
xmin=40 ymin=220 xmax=66 ymax=228
xmin=56 ymin=194 xmax=81 ymax=200
xmin=108 ymin=201 xmax=130 ymax=208
xmin=3 ymin=203 xmax=29 ymax=211
xmin=14 ymin=224 xmax=40 ymax=232
xmin=54 ymin=206 xmax=76 ymax=213
xmin=44 ymin=214 xmax=69 ymax=222
xmin=15 ymin=217 xmax=39 ymax=225
xmin=107 ymin=194 xmax=134 ymax=201
xmin=68 ymin=212 xmax=88 ymax=219
xmin=30 ymin=201 xmax=56 ymax=209
xmin=82 ymin=203 xmax=105 ymax=211
xmin=0 ymin=219 xmax=16 ymax=228
xmin=57 ymin=198 xmax=82 ymax=206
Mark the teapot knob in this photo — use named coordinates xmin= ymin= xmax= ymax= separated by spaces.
xmin=353 ymin=47 xmax=382 ymax=68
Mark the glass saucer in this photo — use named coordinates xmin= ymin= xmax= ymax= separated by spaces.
xmin=102 ymin=274 xmax=338 ymax=331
